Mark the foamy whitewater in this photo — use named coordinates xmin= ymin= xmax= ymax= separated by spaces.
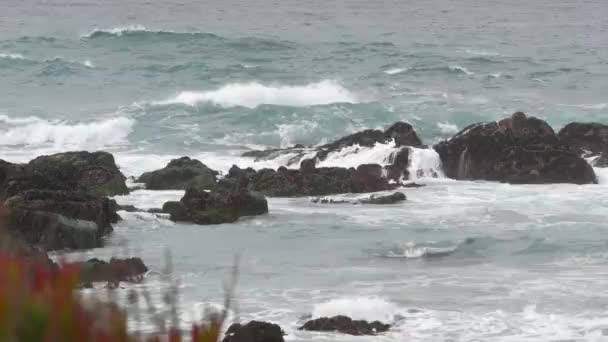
xmin=2 ymin=0 xmax=608 ymax=340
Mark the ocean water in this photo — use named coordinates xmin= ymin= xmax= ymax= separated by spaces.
xmin=2 ymin=0 xmax=608 ymax=340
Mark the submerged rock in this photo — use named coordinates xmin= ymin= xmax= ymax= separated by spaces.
xmin=77 ymin=257 xmax=148 ymax=284
xmin=163 ymin=185 xmax=268 ymax=225
xmin=223 ymin=321 xmax=285 ymax=342
xmin=2 ymin=151 xmax=129 ymax=196
xmin=360 ymin=192 xmax=406 ymax=204
xmin=4 ymin=190 xmax=118 ymax=250
xmin=434 ymin=112 xmax=597 ymax=184
xmin=299 ymin=315 xmax=390 ymax=336
xmin=312 ymin=192 xmax=407 ymax=205
xmin=137 ymin=156 xmax=218 ymax=190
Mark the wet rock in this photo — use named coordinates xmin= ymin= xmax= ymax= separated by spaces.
xmin=224 ymin=164 xmax=397 ymax=197
xmin=77 ymin=257 xmax=148 ymax=284
xmin=558 ymin=122 xmax=608 ymax=154
xmin=384 ymin=147 xmax=410 ymax=181
xmin=241 ymin=122 xmax=422 ymax=168
xmin=299 ymin=315 xmax=390 ymax=336
xmin=434 ymin=112 xmax=597 ymax=184
xmin=137 ymin=157 xmax=218 ymax=190
xmin=3 ymin=151 xmax=128 ymax=197
xmin=223 ymin=321 xmax=285 ymax=342
xmin=316 ymin=121 xmax=422 ymax=161
xmin=403 ymin=182 xmax=426 ymax=188
xmin=163 ymin=186 xmax=268 ymax=225
xmin=595 ymin=151 xmax=608 ymax=167
xmin=117 ymin=204 xmax=142 ymax=212
xmin=3 ymin=190 xmax=118 ymax=250
xmin=360 ymin=192 xmax=406 ymax=204
xmin=312 ymin=192 xmax=406 ymax=205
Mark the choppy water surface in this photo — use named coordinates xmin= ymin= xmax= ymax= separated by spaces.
xmin=2 ymin=0 xmax=608 ymax=340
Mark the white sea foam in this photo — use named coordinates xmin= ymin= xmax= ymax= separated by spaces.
xmin=407 ymin=147 xmax=445 ymax=179
xmin=463 ymin=48 xmax=501 ymax=56
xmin=384 ymin=67 xmax=408 ymax=75
xmin=311 ymin=297 xmax=403 ymax=322
xmin=0 ymin=53 xmax=27 ymax=60
xmin=155 ymin=80 xmax=359 ymax=108
xmin=436 ymin=122 xmax=459 ymax=135
xmin=316 ymin=141 xmax=401 ymax=168
xmin=385 ymin=241 xmax=458 ymax=259
xmin=0 ymin=115 xmax=134 ymax=150
xmin=449 ymin=65 xmax=474 ymax=75
xmin=83 ymin=59 xmax=95 ymax=68
xmin=82 ymin=24 xmax=149 ymax=38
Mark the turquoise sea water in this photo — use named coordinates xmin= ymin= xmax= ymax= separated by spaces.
xmin=2 ymin=0 xmax=608 ymax=340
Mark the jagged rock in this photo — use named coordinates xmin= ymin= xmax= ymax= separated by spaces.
xmin=223 ymin=321 xmax=285 ymax=342
xmin=434 ymin=112 xmax=597 ymax=184
xmin=137 ymin=157 xmax=218 ymax=190
xmin=360 ymin=192 xmax=406 ymax=204
xmin=299 ymin=315 xmax=390 ymax=336
xmin=595 ymin=152 xmax=608 ymax=167
xmin=224 ymin=164 xmax=397 ymax=197
xmin=163 ymin=186 xmax=268 ymax=225
xmin=3 ymin=151 xmax=128 ymax=196
xmin=77 ymin=257 xmax=148 ymax=284
xmin=117 ymin=204 xmax=141 ymax=212
xmin=3 ymin=190 xmax=118 ymax=250
xmin=558 ymin=122 xmax=608 ymax=154
xmin=241 ymin=122 xmax=422 ymax=169
xmin=316 ymin=122 xmax=422 ymax=161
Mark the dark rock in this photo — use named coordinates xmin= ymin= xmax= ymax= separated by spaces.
xmin=223 ymin=321 xmax=285 ymax=342
xmin=403 ymin=182 xmax=426 ymax=188
xmin=595 ymin=152 xmax=608 ymax=168
xmin=225 ymin=164 xmax=397 ymax=197
xmin=4 ymin=151 xmax=129 ymax=197
xmin=434 ymin=112 xmax=597 ymax=184
xmin=300 ymin=158 xmax=316 ymax=174
xmin=385 ymin=147 xmax=410 ymax=181
xmin=360 ymin=192 xmax=406 ymax=204
xmin=299 ymin=315 xmax=390 ymax=336
xmin=77 ymin=257 xmax=148 ymax=284
xmin=3 ymin=190 xmax=118 ymax=250
xmin=241 ymin=122 xmax=422 ymax=168
xmin=316 ymin=121 xmax=422 ymax=161
xmin=162 ymin=201 xmax=190 ymax=221
xmin=558 ymin=122 xmax=608 ymax=154
xmin=137 ymin=157 xmax=218 ymax=190
xmin=164 ymin=186 xmax=268 ymax=225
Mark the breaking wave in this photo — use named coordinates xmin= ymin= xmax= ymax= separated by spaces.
xmin=154 ymin=80 xmax=359 ymax=108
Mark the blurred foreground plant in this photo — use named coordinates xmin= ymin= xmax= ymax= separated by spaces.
xmin=0 ymin=250 xmax=232 ymax=342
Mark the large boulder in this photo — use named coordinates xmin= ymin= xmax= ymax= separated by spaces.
xmin=223 ymin=321 xmax=285 ymax=342
xmin=137 ymin=157 xmax=218 ymax=190
xmin=2 ymin=151 xmax=128 ymax=197
xmin=222 ymin=162 xmax=398 ymax=197
xmin=163 ymin=186 xmax=268 ymax=225
xmin=3 ymin=190 xmax=119 ymax=250
xmin=299 ymin=315 xmax=390 ymax=336
xmin=433 ymin=112 xmax=597 ymax=184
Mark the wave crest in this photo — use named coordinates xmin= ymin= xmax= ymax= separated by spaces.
xmin=155 ymin=80 xmax=359 ymax=108
xmin=311 ymin=297 xmax=403 ymax=322
xmin=0 ymin=115 xmax=134 ymax=150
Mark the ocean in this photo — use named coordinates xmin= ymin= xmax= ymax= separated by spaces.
xmin=1 ymin=0 xmax=608 ymax=340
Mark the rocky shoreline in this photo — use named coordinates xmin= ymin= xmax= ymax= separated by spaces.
xmin=1 ymin=112 xmax=606 ymax=250
xmin=1 ymin=112 xmax=607 ymax=339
